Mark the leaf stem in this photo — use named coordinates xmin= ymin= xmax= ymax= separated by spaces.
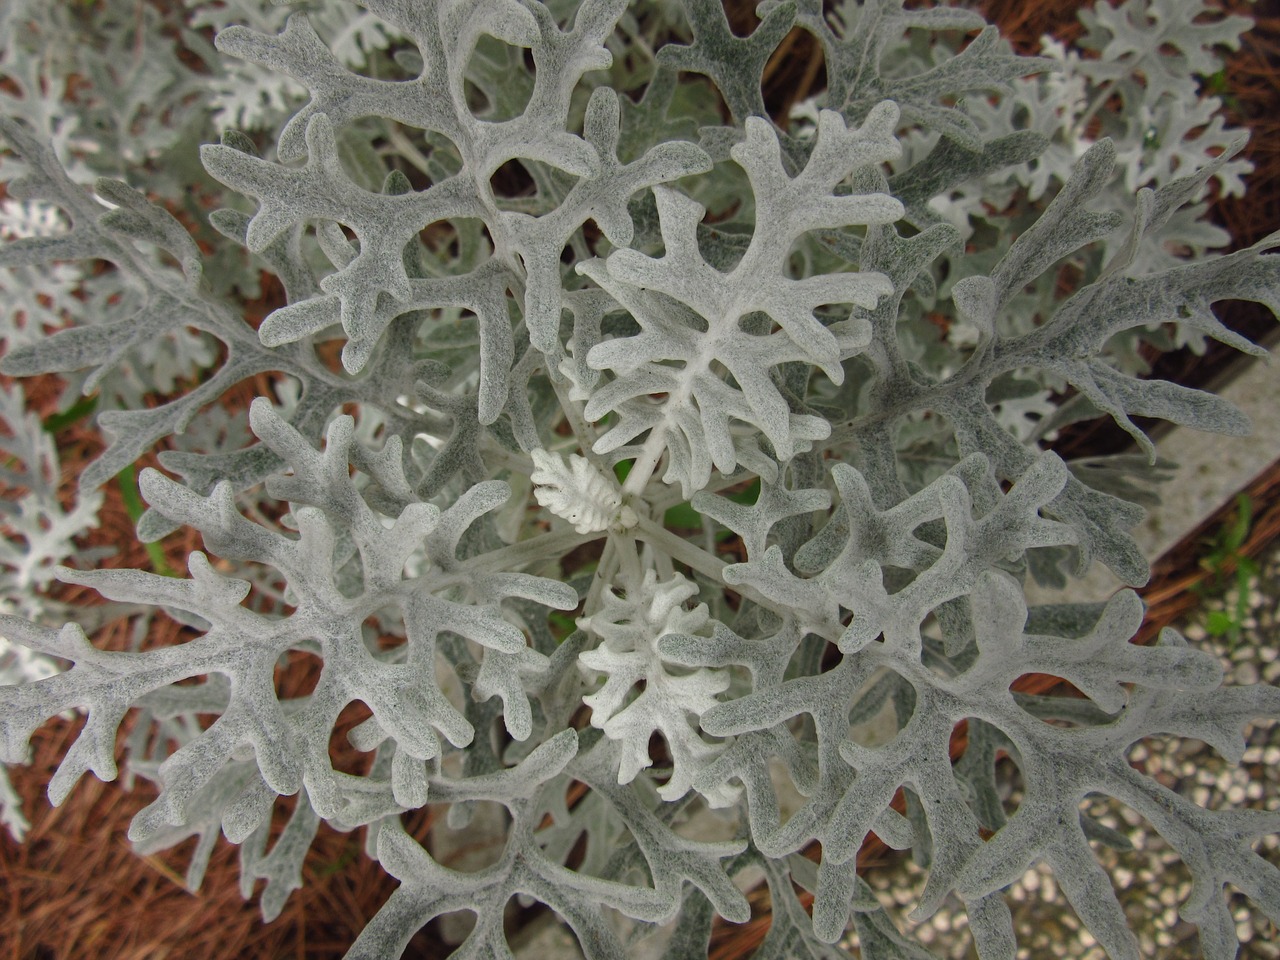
xmin=461 ymin=527 xmax=593 ymax=574
xmin=620 ymin=425 xmax=668 ymax=498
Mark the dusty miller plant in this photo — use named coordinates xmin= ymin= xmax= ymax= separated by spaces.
xmin=1 ymin=0 xmax=1278 ymax=956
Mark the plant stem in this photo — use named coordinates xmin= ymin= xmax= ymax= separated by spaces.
xmin=621 ymin=425 xmax=668 ymax=498
xmin=462 ymin=528 xmax=593 ymax=574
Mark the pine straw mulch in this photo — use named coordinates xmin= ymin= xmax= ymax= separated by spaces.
xmin=3 ymin=0 xmax=1280 ymax=958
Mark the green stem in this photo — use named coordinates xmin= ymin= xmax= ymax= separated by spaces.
xmin=116 ymin=465 xmax=178 ymax=578
xmin=42 ymin=395 xmax=98 ymax=434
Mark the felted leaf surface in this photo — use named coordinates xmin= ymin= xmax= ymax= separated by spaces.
xmin=0 ymin=400 xmax=574 ymax=854
xmin=582 ymin=105 xmax=903 ymax=496
xmin=771 ymin=0 xmax=1055 ymax=149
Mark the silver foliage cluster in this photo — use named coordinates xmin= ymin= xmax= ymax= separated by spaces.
xmin=1 ymin=0 xmax=1278 ymax=957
